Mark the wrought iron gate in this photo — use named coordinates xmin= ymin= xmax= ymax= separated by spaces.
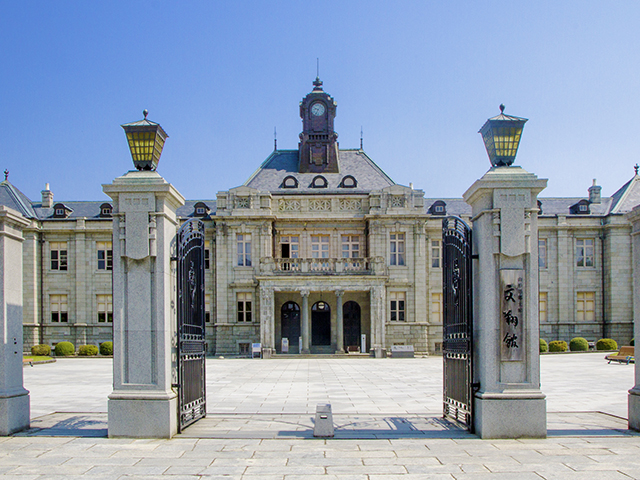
xmin=442 ymin=216 xmax=474 ymax=431
xmin=177 ymin=219 xmax=206 ymax=432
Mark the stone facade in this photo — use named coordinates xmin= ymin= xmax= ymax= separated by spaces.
xmin=1 ymin=80 xmax=639 ymax=356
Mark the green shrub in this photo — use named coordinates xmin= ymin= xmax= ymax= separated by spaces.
xmin=548 ymin=340 xmax=568 ymax=352
xmin=54 ymin=341 xmax=75 ymax=356
xmin=596 ymin=338 xmax=618 ymax=351
xmin=78 ymin=344 xmax=99 ymax=356
xmin=99 ymin=341 xmax=113 ymax=356
xmin=569 ymin=337 xmax=589 ymax=352
xmin=539 ymin=339 xmax=548 ymax=353
xmin=31 ymin=344 xmax=51 ymax=356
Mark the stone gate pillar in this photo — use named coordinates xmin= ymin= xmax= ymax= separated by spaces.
xmin=103 ymin=170 xmax=185 ymax=438
xmin=335 ymin=290 xmax=344 ymax=354
xmin=301 ymin=290 xmax=310 ymax=354
xmin=626 ymin=206 xmax=640 ymax=431
xmin=0 ymin=206 xmax=30 ymax=436
xmin=463 ymin=166 xmax=547 ymax=438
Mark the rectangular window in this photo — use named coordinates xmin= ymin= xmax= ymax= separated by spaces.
xmin=430 ymin=293 xmax=442 ymax=323
xmin=237 ymin=292 xmax=252 ymax=322
xmin=204 ymin=241 xmax=210 ymax=270
xmin=341 ymin=235 xmax=360 ymax=258
xmin=50 ymin=242 xmax=68 ymax=271
xmin=205 ymin=294 xmax=211 ymax=323
xmin=97 ymin=294 xmax=113 ymax=323
xmin=431 ymin=240 xmax=441 ymax=268
xmin=237 ymin=234 xmax=252 ymax=266
xmin=50 ymin=294 xmax=68 ymax=323
xmin=390 ymin=233 xmax=405 ymax=266
xmin=576 ymin=238 xmax=594 ymax=267
xmin=576 ymin=292 xmax=595 ymax=322
xmin=539 ymin=292 xmax=547 ymax=323
xmin=390 ymin=291 xmax=406 ymax=321
xmin=538 ymin=238 xmax=547 ymax=269
xmin=97 ymin=241 xmax=113 ymax=271
xmin=280 ymin=235 xmax=299 ymax=258
xmin=311 ymin=235 xmax=330 ymax=258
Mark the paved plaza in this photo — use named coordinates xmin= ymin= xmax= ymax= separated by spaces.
xmin=1 ymin=354 xmax=639 ymax=478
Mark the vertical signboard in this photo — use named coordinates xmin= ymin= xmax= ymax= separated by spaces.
xmin=500 ymin=269 xmax=524 ymax=361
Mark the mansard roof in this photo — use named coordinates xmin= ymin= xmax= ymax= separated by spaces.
xmin=0 ymin=180 xmax=37 ymax=218
xmin=609 ymin=174 xmax=640 ymax=214
xmin=244 ymin=149 xmax=395 ymax=193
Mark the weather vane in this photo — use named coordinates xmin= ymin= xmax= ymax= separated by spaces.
xmin=3 ymin=170 xmax=8 ymax=181
xmin=635 ymin=164 xmax=639 ymax=176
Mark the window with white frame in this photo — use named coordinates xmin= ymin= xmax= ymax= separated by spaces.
xmin=50 ymin=294 xmax=68 ymax=323
xmin=280 ymin=235 xmax=299 ymax=258
xmin=390 ymin=291 xmax=406 ymax=321
xmin=237 ymin=292 xmax=252 ymax=322
xmin=390 ymin=233 xmax=405 ymax=266
xmin=576 ymin=238 xmax=594 ymax=267
xmin=341 ymin=235 xmax=360 ymax=258
xmin=237 ymin=234 xmax=251 ymax=266
xmin=431 ymin=240 xmax=441 ymax=268
xmin=431 ymin=292 xmax=442 ymax=323
xmin=97 ymin=294 xmax=113 ymax=323
xmin=576 ymin=292 xmax=595 ymax=322
xmin=539 ymin=292 xmax=547 ymax=323
xmin=538 ymin=238 xmax=547 ymax=269
xmin=97 ymin=241 xmax=112 ymax=271
xmin=311 ymin=235 xmax=330 ymax=258
xmin=205 ymin=241 xmax=210 ymax=270
xmin=205 ymin=294 xmax=211 ymax=323
xmin=50 ymin=242 xmax=68 ymax=271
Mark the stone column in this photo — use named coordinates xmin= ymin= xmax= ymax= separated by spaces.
xmin=626 ymin=206 xmax=640 ymax=431
xmin=301 ymin=289 xmax=310 ymax=354
xmin=335 ymin=290 xmax=345 ymax=353
xmin=370 ymin=285 xmax=386 ymax=358
xmin=260 ymin=285 xmax=275 ymax=358
xmin=0 ymin=206 xmax=30 ymax=436
xmin=103 ymin=170 xmax=185 ymax=438
xmin=463 ymin=166 xmax=547 ymax=438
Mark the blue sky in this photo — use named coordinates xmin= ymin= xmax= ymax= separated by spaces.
xmin=1 ymin=1 xmax=639 ymax=202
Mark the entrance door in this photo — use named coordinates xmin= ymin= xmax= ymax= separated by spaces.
xmin=343 ymin=301 xmax=361 ymax=350
xmin=281 ymin=301 xmax=300 ymax=353
xmin=311 ymin=301 xmax=331 ymax=346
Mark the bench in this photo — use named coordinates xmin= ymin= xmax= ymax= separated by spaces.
xmin=605 ymin=346 xmax=635 ymax=364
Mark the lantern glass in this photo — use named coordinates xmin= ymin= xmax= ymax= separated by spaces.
xmin=121 ymin=113 xmax=168 ymax=171
xmin=479 ymin=108 xmax=527 ymax=167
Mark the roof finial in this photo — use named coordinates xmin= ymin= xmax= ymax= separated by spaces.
xmin=317 ymin=57 xmax=319 ymax=78
xmin=499 ymin=104 xmax=505 ymax=114
xmin=360 ymin=126 xmax=363 ymax=150
xmin=274 ymin=127 xmax=277 ymax=151
xmin=143 ymin=109 xmax=149 ymax=119
xmin=3 ymin=169 xmax=8 ymax=181
xmin=635 ymin=163 xmax=639 ymax=176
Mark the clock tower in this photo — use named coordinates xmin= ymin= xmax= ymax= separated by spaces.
xmin=298 ymin=77 xmax=340 ymax=173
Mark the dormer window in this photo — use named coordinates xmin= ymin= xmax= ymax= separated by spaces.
xmin=428 ymin=200 xmax=447 ymax=216
xmin=282 ymin=176 xmax=298 ymax=189
xmin=340 ymin=175 xmax=357 ymax=188
xmin=193 ymin=202 xmax=210 ymax=217
xmin=100 ymin=203 xmax=113 ymax=217
xmin=570 ymin=199 xmax=590 ymax=215
xmin=52 ymin=203 xmax=71 ymax=218
xmin=311 ymin=175 xmax=328 ymax=188
xmin=537 ymin=200 xmax=543 ymax=215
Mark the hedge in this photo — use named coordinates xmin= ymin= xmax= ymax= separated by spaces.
xmin=569 ymin=337 xmax=589 ymax=352
xmin=596 ymin=338 xmax=618 ymax=351
xmin=539 ymin=339 xmax=548 ymax=353
xmin=548 ymin=340 xmax=568 ymax=352
xmin=99 ymin=341 xmax=113 ymax=356
xmin=54 ymin=341 xmax=75 ymax=356
xmin=78 ymin=345 xmax=99 ymax=356
xmin=31 ymin=344 xmax=51 ymax=356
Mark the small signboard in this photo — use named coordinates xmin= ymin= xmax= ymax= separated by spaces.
xmin=500 ymin=269 xmax=524 ymax=361
xmin=252 ymin=343 xmax=262 ymax=359
xmin=299 ymin=336 xmax=302 ymax=352
xmin=361 ymin=334 xmax=367 ymax=354
xmin=390 ymin=345 xmax=414 ymax=358
xmin=281 ymin=337 xmax=289 ymax=354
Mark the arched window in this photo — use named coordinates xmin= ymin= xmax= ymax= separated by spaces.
xmin=311 ymin=175 xmax=328 ymax=188
xmin=340 ymin=175 xmax=357 ymax=188
xmin=282 ymin=176 xmax=298 ymax=189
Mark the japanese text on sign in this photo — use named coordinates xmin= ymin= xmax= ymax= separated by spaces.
xmin=500 ymin=269 xmax=524 ymax=361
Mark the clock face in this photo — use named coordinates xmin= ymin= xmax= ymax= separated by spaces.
xmin=311 ymin=103 xmax=325 ymax=116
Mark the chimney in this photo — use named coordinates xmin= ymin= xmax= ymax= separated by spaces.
xmin=588 ymin=179 xmax=601 ymax=204
xmin=41 ymin=183 xmax=53 ymax=208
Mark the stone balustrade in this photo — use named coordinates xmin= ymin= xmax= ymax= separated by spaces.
xmin=273 ymin=257 xmax=371 ymax=274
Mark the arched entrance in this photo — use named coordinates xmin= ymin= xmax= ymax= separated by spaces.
xmin=281 ymin=301 xmax=301 ymax=353
xmin=311 ymin=301 xmax=331 ymax=346
xmin=343 ymin=301 xmax=361 ymax=350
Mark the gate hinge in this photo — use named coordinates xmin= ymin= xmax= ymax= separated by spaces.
xmin=471 ymin=254 xmax=479 ymax=260
xmin=472 ymin=382 xmax=481 ymax=392
xmin=170 ymin=256 xmax=178 ymax=262
xmin=172 ymin=383 xmax=180 ymax=389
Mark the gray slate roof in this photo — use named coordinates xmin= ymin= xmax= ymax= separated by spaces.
xmin=0 ymin=181 xmax=38 ymax=218
xmin=610 ymin=175 xmax=640 ymax=214
xmin=244 ymin=150 xmax=395 ymax=193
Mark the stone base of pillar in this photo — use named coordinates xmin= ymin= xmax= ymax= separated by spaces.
xmin=262 ymin=348 xmax=273 ymax=359
xmin=108 ymin=392 xmax=177 ymax=438
xmin=335 ymin=348 xmax=345 ymax=354
xmin=0 ymin=389 xmax=30 ymax=436
xmin=474 ymin=393 xmax=546 ymax=439
xmin=628 ymin=388 xmax=640 ymax=431
xmin=371 ymin=346 xmax=386 ymax=358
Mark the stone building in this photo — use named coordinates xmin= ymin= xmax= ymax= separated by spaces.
xmin=1 ymin=79 xmax=638 ymax=355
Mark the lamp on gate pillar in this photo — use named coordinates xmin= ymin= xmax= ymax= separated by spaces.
xmin=121 ymin=110 xmax=169 ymax=171
xmin=478 ymin=104 xmax=528 ymax=167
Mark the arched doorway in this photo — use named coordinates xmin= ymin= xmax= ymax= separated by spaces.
xmin=311 ymin=301 xmax=331 ymax=346
xmin=281 ymin=301 xmax=300 ymax=353
xmin=343 ymin=301 xmax=361 ymax=350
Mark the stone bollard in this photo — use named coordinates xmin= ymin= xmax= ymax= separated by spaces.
xmin=313 ymin=404 xmax=334 ymax=437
